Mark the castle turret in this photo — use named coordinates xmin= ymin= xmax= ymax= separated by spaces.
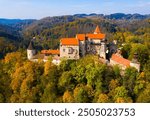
xmin=94 ymin=25 xmax=101 ymax=34
xmin=100 ymin=40 xmax=106 ymax=59
xmin=27 ymin=41 xmax=36 ymax=60
xmin=130 ymin=53 xmax=140 ymax=72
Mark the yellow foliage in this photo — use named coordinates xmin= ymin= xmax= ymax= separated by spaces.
xmin=115 ymin=97 xmax=133 ymax=103
xmin=97 ymin=94 xmax=109 ymax=103
xmin=139 ymin=72 xmax=145 ymax=78
xmin=109 ymin=79 xmax=119 ymax=90
xmin=115 ymin=97 xmax=125 ymax=103
xmin=4 ymin=52 xmax=22 ymax=63
xmin=11 ymin=67 xmax=25 ymax=91
xmin=44 ymin=61 xmax=52 ymax=75
xmin=10 ymin=94 xmax=20 ymax=103
xmin=63 ymin=90 xmax=74 ymax=103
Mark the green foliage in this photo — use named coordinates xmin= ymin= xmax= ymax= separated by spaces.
xmin=123 ymin=67 xmax=139 ymax=97
xmin=136 ymin=84 xmax=150 ymax=103
xmin=144 ymin=60 xmax=150 ymax=82
xmin=129 ymin=44 xmax=149 ymax=69
xmin=0 ymin=93 xmax=4 ymax=102
xmin=0 ymin=50 xmax=150 ymax=103
xmin=0 ymin=16 xmax=150 ymax=103
xmin=58 ymin=71 xmax=75 ymax=91
xmin=121 ymin=44 xmax=132 ymax=59
xmin=40 ymin=83 xmax=57 ymax=103
xmin=73 ymin=84 xmax=93 ymax=103
xmin=114 ymin=86 xmax=128 ymax=99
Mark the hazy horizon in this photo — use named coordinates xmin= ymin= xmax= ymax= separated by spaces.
xmin=0 ymin=0 xmax=150 ymax=19
xmin=0 ymin=12 xmax=150 ymax=20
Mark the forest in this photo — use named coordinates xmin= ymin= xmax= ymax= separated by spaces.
xmin=0 ymin=13 xmax=150 ymax=103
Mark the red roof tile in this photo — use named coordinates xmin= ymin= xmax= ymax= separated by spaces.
xmin=111 ymin=54 xmax=130 ymax=67
xmin=86 ymin=33 xmax=105 ymax=39
xmin=76 ymin=34 xmax=86 ymax=41
xmin=61 ymin=38 xmax=79 ymax=46
xmin=41 ymin=50 xmax=60 ymax=55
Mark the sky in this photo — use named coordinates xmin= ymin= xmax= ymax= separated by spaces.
xmin=0 ymin=0 xmax=149 ymax=19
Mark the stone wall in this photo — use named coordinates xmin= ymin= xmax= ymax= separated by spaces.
xmin=60 ymin=45 xmax=79 ymax=59
xmin=27 ymin=49 xmax=36 ymax=60
xmin=130 ymin=62 xmax=140 ymax=72
xmin=79 ymin=41 xmax=86 ymax=57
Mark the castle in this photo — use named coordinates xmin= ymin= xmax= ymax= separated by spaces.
xmin=27 ymin=25 xmax=140 ymax=72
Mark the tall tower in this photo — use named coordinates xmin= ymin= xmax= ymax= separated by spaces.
xmin=100 ymin=40 xmax=106 ymax=59
xmin=27 ymin=41 xmax=36 ymax=60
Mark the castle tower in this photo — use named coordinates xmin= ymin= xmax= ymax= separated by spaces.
xmin=130 ymin=53 xmax=140 ymax=72
xmin=94 ymin=25 xmax=101 ymax=34
xmin=27 ymin=41 xmax=36 ymax=60
xmin=100 ymin=40 xmax=106 ymax=59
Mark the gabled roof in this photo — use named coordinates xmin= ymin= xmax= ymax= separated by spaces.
xmin=86 ymin=33 xmax=105 ymax=39
xmin=76 ymin=34 xmax=86 ymax=41
xmin=94 ymin=25 xmax=101 ymax=34
xmin=28 ymin=41 xmax=35 ymax=50
xmin=111 ymin=54 xmax=130 ymax=67
xmin=41 ymin=50 xmax=60 ymax=55
xmin=61 ymin=38 xmax=79 ymax=46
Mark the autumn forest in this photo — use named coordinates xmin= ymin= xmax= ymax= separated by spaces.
xmin=0 ymin=13 xmax=150 ymax=103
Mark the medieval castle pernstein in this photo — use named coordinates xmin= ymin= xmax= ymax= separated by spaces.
xmin=27 ymin=25 xmax=140 ymax=72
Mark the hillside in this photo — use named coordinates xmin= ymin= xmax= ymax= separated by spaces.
xmin=0 ymin=19 xmax=36 ymax=30
xmin=74 ymin=13 xmax=150 ymax=20
xmin=0 ymin=13 xmax=150 ymax=57
xmin=22 ymin=14 xmax=150 ymax=50
xmin=0 ymin=13 xmax=150 ymax=103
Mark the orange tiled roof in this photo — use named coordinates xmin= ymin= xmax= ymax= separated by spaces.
xmin=94 ymin=25 xmax=101 ymax=34
xmin=111 ymin=54 xmax=130 ymax=67
xmin=86 ymin=33 xmax=105 ymax=39
xmin=76 ymin=34 xmax=86 ymax=41
xmin=41 ymin=50 xmax=60 ymax=55
xmin=61 ymin=38 xmax=79 ymax=46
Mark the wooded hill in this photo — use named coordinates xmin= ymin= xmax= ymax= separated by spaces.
xmin=0 ymin=13 xmax=150 ymax=103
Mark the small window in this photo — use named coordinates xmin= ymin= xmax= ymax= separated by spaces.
xmin=68 ymin=47 xmax=73 ymax=54
xmin=91 ymin=41 xmax=94 ymax=44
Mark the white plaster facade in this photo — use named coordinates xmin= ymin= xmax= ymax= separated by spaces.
xmin=60 ymin=45 xmax=79 ymax=59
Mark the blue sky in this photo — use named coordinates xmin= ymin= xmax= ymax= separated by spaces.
xmin=0 ymin=0 xmax=149 ymax=19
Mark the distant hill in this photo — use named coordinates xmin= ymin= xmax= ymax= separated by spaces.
xmin=0 ymin=13 xmax=149 ymax=31
xmin=0 ymin=19 xmax=36 ymax=58
xmin=0 ymin=19 xmax=36 ymax=31
xmin=23 ymin=13 xmax=150 ymax=37
xmin=73 ymin=13 xmax=150 ymax=20
xmin=104 ymin=13 xmax=150 ymax=20
xmin=0 ymin=18 xmax=36 ymax=25
xmin=0 ymin=13 xmax=149 ymax=57
xmin=0 ymin=24 xmax=20 ymax=40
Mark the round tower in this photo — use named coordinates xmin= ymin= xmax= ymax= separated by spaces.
xmin=27 ymin=41 xmax=36 ymax=60
xmin=100 ymin=40 xmax=106 ymax=59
